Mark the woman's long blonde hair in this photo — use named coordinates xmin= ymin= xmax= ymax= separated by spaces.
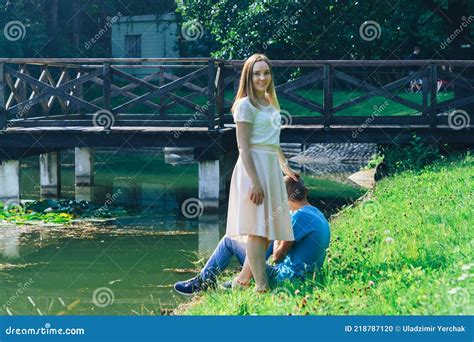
xmin=231 ymin=53 xmax=280 ymax=113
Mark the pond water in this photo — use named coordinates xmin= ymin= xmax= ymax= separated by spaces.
xmin=0 ymin=148 xmax=365 ymax=315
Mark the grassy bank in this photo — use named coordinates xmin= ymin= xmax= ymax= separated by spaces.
xmin=180 ymin=152 xmax=473 ymax=315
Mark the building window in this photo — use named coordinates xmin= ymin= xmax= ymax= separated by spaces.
xmin=124 ymin=35 xmax=142 ymax=58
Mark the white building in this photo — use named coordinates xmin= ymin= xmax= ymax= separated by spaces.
xmin=112 ymin=14 xmax=179 ymax=75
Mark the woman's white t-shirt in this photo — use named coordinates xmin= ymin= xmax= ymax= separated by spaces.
xmin=232 ymin=96 xmax=281 ymax=147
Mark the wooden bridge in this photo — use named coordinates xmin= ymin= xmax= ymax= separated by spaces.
xmin=0 ymin=58 xmax=472 ymax=208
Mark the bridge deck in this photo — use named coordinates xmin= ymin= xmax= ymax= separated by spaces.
xmin=2 ymin=124 xmax=465 ymax=132
xmin=0 ymin=124 xmax=471 ymax=160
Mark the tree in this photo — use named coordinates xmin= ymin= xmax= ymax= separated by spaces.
xmin=176 ymin=0 xmax=473 ymax=60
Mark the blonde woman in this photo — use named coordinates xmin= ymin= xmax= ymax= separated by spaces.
xmin=226 ymin=53 xmax=299 ymax=292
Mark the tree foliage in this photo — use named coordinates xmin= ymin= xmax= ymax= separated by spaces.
xmin=176 ymin=0 xmax=473 ymax=60
xmin=0 ymin=0 xmax=472 ymax=59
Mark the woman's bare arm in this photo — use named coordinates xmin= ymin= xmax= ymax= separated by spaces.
xmin=277 ymin=145 xmax=300 ymax=182
xmin=236 ymin=122 xmax=264 ymax=205
xmin=276 ymin=146 xmax=287 ymax=166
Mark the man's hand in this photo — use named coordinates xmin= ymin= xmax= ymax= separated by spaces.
xmin=273 ymin=240 xmax=294 ymax=263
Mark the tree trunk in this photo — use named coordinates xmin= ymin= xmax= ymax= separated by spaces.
xmin=72 ymin=0 xmax=81 ymax=49
xmin=47 ymin=0 xmax=58 ymax=57
xmin=447 ymin=0 xmax=472 ymax=59
xmin=448 ymin=0 xmax=473 ymax=112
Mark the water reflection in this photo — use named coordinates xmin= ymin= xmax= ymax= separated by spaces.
xmin=198 ymin=214 xmax=220 ymax=255
xmin=0 ymin=225 xmax=20 ymax=259
xmin=75 ymin=186 xmax=92 ymax=202
xmin=0 ymin=215 xmax=203 ymax=315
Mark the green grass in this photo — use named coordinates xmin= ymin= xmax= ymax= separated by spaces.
xmin=279 ymin=89 xmax=454 ymax=117
xmin=181 ymin=152 xmax=473 ymax=315
xmin=304 ymin=176 xmax=364 ymax=200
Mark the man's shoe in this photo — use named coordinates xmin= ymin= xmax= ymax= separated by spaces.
xmin=173 ymin=275 xmax=215 ymax=296
xmin=220 ymin=280 xmax=233 ymax=290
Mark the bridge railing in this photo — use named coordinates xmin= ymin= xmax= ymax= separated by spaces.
xmin=222 ymin=60 xmax=474 ymax=129
xmin=0 ymin=58 xmax=472 ymax=131
xmin=0 ymin=58 xmax=227 ymax=130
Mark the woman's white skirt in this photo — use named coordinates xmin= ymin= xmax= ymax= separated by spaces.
xmin=225 ymin=145 xmax=294 ymax=241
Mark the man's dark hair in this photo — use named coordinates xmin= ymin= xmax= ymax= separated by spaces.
xmin=284 ymin=175 xmax=308 ymax=201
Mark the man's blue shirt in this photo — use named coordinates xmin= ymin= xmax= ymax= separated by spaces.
xmin=274 ymin=205 xmax=330 ymax=281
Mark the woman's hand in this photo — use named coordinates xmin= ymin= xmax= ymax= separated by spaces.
xmin=283 ymin=164 xmax=300 ymax=182
xmin=250 ymin=181 xmax=265 ymax=205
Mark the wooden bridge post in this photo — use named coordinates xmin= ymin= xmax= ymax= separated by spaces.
xmin=323 ymin=64 xmax=333 ymax=129
xmin=103 ymin=62 xmax=111 ymax=111
xmin=422 ymin=66 xmax=429 ymax=120
xmin=216 ymin=61 xmax=225 ymax=128
xmin=159 ymin=67 xmax=165 ymax=118
xmin=75 ymin=147 xmax=94 ymax=201
xmin=18 ymin=64 xmax=27 ymax=106
xmin=428 ymin=64 xmax=438 ymax=128
xmin=0 ymin=62 xmax=5 ymax=130
xmin=75 ymin=69 xmax=84 ymax=115
xmin=233 ymin=66 xmax=239 ymax=94
xmin=207 ymin=59 xmax=216 ymax=130
xmin=39 ymin=152 xmax=61 ymax=199
xmin=0 ymin=160 xmax=20 ymax=205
